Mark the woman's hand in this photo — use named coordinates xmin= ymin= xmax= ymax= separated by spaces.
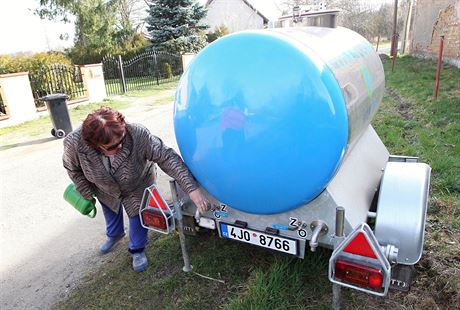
xmin=189 ymin=188 xmax=211 ymax=214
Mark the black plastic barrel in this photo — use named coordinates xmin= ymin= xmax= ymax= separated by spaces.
xmin=40 ymin=93 xmax=72 ymax=138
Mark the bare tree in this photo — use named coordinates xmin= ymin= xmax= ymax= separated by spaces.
xmin=118 ymin=0 xmax=149 ymax=33
xmin=278 ymin=0 xmax=407 ymax=43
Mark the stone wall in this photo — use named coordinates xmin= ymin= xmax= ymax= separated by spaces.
xmin=410 ymin=0 xmax=460 ymax=67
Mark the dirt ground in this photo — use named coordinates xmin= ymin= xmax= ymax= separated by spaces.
xmin=0 ymin=101 xmax=177 ymax=309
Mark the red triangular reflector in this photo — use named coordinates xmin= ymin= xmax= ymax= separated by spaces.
xmin=343 ymin=232 xmax=377 ymax=259
xmin=148 ymin=189 xmax=168 ymax=211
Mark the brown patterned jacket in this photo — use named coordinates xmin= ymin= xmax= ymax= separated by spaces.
xmin=62 ymin=123 xmax=198 ymax=217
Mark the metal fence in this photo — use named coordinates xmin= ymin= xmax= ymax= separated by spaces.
xmin=102 ymin=51 xmax=182 ymax=96
xmin=30 ymin=64 xmax=87 ymax=108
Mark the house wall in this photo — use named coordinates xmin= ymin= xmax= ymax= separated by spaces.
xmin=205 ymin=0 xmax=265 ymax=33
xmin=410 ymin=0 xmax=460 ymax=67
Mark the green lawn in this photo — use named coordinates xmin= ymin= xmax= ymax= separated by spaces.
xmin=53 ymin=56 xmax=460 ymax=309
xmin=104 ymin=75 xmax=181 ymax=96
xmin=125 ymin=80 xmax=179 ymax=98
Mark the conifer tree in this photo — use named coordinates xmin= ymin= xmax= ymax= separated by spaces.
xmin=146 ymin=0 xmax=208 ymax=53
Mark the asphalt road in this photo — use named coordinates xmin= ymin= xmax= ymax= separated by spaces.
xmin=0 ymin=102 xmax=178 ymax=309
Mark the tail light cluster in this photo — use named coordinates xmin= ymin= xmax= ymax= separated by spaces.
xmin=334 ymin=259 xmax=384 ymax=291
xmin=142 ymin=209 xmax=168 ymax=230
xmin=329 ymin=223 xmax=391 ymax=296
xmin=139 ymin=185 xmax=175 ymax=234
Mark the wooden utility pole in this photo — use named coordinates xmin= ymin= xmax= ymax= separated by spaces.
xmin=390 ymin=0 xmax=399 ymax=57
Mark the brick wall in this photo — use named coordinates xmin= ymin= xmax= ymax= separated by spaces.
xmin=410 ymin=0 xmax=459 ymax=67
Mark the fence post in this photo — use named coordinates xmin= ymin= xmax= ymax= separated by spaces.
xmin=434 ymin=36 xmax=444 ymax=99
xmin=118 ymin=55 xmax=127 ymax=94
xmin=154 ymin=52 xmax=160 ymax=86
xmin=80 ymin=64 xmax=107 ymax=103
xmin=391 ymin=33 xmax=399 ymax=73
xmin=181 ymin=53 xmax=196 ymax=72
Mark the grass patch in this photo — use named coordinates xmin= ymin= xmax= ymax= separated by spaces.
xmin=376 ymin=56 xmax=459 ymax=201
xmin=58 ymin=230 xmax=338 ymax=310
xmin=226 ymin=250 xmax=333 ymax=310
xmin=58 ymin=232 xmax=267 ymax=310
xmin=125 ymin=80 xmax=179 ymax=97
xmin=104 ymin=76 xmax=180 ymax=96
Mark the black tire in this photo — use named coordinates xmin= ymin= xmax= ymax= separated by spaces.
xmin=369 ymin=187 xmax=380 ymax=213
xmin=367 ymin=187 xmax=380 ymax=229
xmin=55 ymin=129 xmax=66 ymax=139
xmin=51 ymin=128 xmax=56 ymax=137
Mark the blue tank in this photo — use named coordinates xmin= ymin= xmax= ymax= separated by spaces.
xmin=174 ymin=27 xmax=384 ymax=214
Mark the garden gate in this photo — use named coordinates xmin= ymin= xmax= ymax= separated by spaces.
xmin=102 ymin=51 xmax=182 ymax=96
xmin=29 ymin=64 xmax=87 ymax=108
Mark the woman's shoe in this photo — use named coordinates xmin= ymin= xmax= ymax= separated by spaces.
xmin=100 ymin=233 xmax=125 ymax=254
xmin=132 ymin=251 xmax=148 ymax=272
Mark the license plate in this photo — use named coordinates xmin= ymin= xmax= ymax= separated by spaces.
xmin=219 ymin=223 xmax=298 ymax=255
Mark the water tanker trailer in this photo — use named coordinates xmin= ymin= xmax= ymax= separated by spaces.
xmin=139 ymin=24 xmax=431 ymax=297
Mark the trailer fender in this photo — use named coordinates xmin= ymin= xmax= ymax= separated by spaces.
xmin=374 ymin=162 xmax=431 ymax=265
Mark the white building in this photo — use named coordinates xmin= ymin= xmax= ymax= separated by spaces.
xmin=278 ymin=8 xmax=339 ymax=28
xmin=204 ymin=0 xmax=269 ymax=33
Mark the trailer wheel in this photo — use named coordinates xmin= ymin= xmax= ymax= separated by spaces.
xmin=55 ymin=129 xmax=66 ymax=138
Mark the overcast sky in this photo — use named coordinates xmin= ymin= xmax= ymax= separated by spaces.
xmin=0 ymin=0 xmax=392 ymax=55
xmin=0 ymin=0 xmax=74 ymax=55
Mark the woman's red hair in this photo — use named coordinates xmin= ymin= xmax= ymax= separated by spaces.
xmin=81 ymin=107 xmax=126 ymax=150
